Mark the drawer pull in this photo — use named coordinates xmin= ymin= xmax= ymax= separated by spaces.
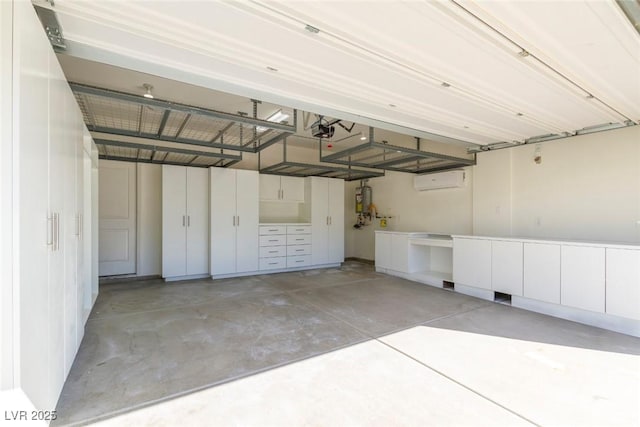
xmin=295 ymin=249 xmax=304 ymax=252
xmin=269 ymin=250 xmax=278 ymax=253
xmin=296 ymin=238 xmax=304 ymax=241
xmin=269 ymin=229 xmax=278 ymax=231
xmin=269 ymin=239 xmax=278 ymax=242
xmin=295 ymin=260 xmax=304 ymax=263
xmin=268 ymin=262 xmax=278 ymax=265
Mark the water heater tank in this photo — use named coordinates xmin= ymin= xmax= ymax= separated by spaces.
xmin=355 ymin=185 xmax=372 ymax=214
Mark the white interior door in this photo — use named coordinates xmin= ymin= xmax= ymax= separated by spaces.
xmin=236 ymin=170 xmax=259 ymax=273
xmin=99 ymin=160 xmax=136 ymax=276
xmin=210 ymin=168 xmax=237 ymax=275
xmin=186 ymin=167 xmax=209 ymax=275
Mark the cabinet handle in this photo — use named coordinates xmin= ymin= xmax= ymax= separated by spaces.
xmin=187 ymin=215 xmax=190 ymax=227
xmin=326 ymin=216 xmax=329 ymax=225
xmin=269 ymin=229 xmax=278 ymax=232
xmin=47 ymin=214 xmax=54 ymax=246
xmin=295 ymin=260 xmax=304 ymax=263
xmin=54 ymin=213 xmax=59 ymax=251
xmin=237 ymin=216 xmax=239 ymax=226
xmin=268 ymin=250 xmax=278 ymax=253
xmin=295 ymin=249 xmax=304 ymax=252
xmin=268 ymin=239 xmax=278 ymax=242
xmin=268 ymin=262 xmax=278 ymax=265
xmin=329 ymin=216 xmax=332 ymax=225
xmin=75 ymin=214 xmax=80 ymax=236
xmin=296 ymin=238 xmax=304 ymax=241
xmin=183 ymin=215 xmax=186 ymax=227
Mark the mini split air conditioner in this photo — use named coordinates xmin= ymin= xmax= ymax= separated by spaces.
xmin=413 ymin=170 xmax=465 ymax=191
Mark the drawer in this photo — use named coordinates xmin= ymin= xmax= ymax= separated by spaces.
xmin=260 ymin=225 xmax=287 ymax=235
xmin=287 ymin=255 xmax=312 ymax=268
xmin=287 ymin=225 xmax=311 ymax=235
xmin=287 ymin=244 xmax=311 ymax=256
xmin=259 ymin=257 xmax=287 ymax=271
xmin=260 ymin=246 xmax=287 ymax=258
xmin=287 ymin=234 xmax=311 ymax=245
xmin=259 ymin=235 xmax=287 ymax=246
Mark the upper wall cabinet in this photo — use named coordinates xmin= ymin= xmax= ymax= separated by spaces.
xmin=162 ymin=165 xmax=209 ymax=279
xmin=259 ymin=175 xmax=304 ymax=202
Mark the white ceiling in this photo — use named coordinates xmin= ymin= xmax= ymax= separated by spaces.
xmin=39 ymin=0 xmax=639 ymax=148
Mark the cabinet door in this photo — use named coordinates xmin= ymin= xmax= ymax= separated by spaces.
xmin=453 ymin=238 xmax=492 ymax=290
xmin=259 ymin=174 xmax=281 ymax=201
xmin=523 ymin=243 xmax=560 ymax=304
xmin=310 ymin=177 xmax=329 ymax=265
xmin=281 ymin=176 xmax=305 ymax=202
xmin=391 ymin=234 xmax=410 ymax=272
xmin=235 ymin=170 xmax=259 ymax=273
xmin=561 ymin=245 xmax=605 ymax=313
xmin=491 ymin=240 xmax=523 ymax=296
xmin=210 ymin=167 xmax=237 ymax=275
xmin=327 ymin=178 xmax=344 ymax=263
xmin=375 ymin=233 xmax=392 ymax=269
xmin=162 ymin=165 xmax=187 ymax=277
xmin=606 ymin=248 xmax=640 ymax=320
xmin=186 ymin=167 xmax=209 ymax=275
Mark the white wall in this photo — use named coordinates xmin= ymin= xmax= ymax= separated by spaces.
xmin=136 ymin=163 xmax=162 ymax=276
xmin=345 ymin=169 xmax=474 ymax=260
xmin=474 ymin=125 xmax=640 ymax=243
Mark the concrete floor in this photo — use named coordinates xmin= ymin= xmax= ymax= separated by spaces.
xmin=55 ymin=261 xmax=640 ymax=426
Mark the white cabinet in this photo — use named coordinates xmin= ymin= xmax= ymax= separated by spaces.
xmin=391 ymin=234 xmax=410 ymax=272
xmin=162 ymin=165 xmax=209 ymax=278
xmin=453 ymin=238 xmax=492 ymax=290
xmin=11 ymin=0 xmax=97 ymax=410
xmin=491 ymin=240 xmax=523 ymax=296
xmin=309 ymin=177 xmax=344 ymax=265
xmin=523 ymin=243 xmax=561 ymax=304
xmin=259 ymin=174 xmax=304 ymax=202
xmin=606 ymin=248 xmax=640 ymax=320
xmin=375 ymin=232 xmax=392 ymax=270
xmin=561 ymin=245 xmax=605 ymax=313
xmin=210 ymin=168 xmax=259 ymax=275
xmin=258 ymin=223 xmax=311 ymax=271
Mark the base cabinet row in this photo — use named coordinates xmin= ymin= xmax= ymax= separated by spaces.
xmin=452 ymin=236 xmax=639 ymax=321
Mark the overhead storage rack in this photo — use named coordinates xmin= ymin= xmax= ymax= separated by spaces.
xmin=70 ymin=82 xmax=297 ymax=155
xmin=259 ymin=138 xmax=384 ymax=181
xmin=320 ymin=129 xmax=476 ymax=174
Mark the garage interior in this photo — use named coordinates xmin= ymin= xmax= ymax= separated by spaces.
xmin=2 ymin=0 xmax=640 ymax=426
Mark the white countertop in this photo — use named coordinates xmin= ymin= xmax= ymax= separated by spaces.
xmin=451 ymin=234 xmax=640 ymax=250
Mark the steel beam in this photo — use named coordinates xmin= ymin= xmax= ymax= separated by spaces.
xmin=93 ymin=139 xmax=242 ymax=161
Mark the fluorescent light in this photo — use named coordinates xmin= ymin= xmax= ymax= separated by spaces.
xmin=256 ymin=109 xmax=289 ymax=132
xmin=360 ymin=132 xmax=367 ymax=141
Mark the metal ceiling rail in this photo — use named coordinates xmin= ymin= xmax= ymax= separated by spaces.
xmin=320 ymin=131 xmax=475 ymax=174
xmin=95 ymin=139 xmax=242 ymax=168
xmin=260 ymin=161 xmax=385 ymax=181
xmin=259 ymin=137 xmax=384 ymax=181
xmin=70 ymin=82 xmax=296 ymax=154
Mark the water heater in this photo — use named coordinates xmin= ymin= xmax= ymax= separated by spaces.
xmin=355 ymin=184 xmax=372 ymax=214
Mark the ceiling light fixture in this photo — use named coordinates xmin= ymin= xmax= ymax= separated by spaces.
xmin=441 ymin=82 xmax=451 ymax=88
xmin=305 ymin=24 xmax=320 ymax=34
xmin=266 ymin=109 xmax=289 ymax=123
xmin=142 ymin=83 xmax=154 ymax=99
xmin=256 ymin=109 xmax=290 ymax=132
xmin=360 ymin=133 xmax=367 ymax=141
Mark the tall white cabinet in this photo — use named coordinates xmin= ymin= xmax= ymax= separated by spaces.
xmin=6 ymin=0 xmax=97 ymax=411
xmin=162 ymin=165 xmax=209 ymax=279
xmin=309 ymin=177 xmax=345 ymax=265
xmin=210 ymin=167 xmax=259 ymax=275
